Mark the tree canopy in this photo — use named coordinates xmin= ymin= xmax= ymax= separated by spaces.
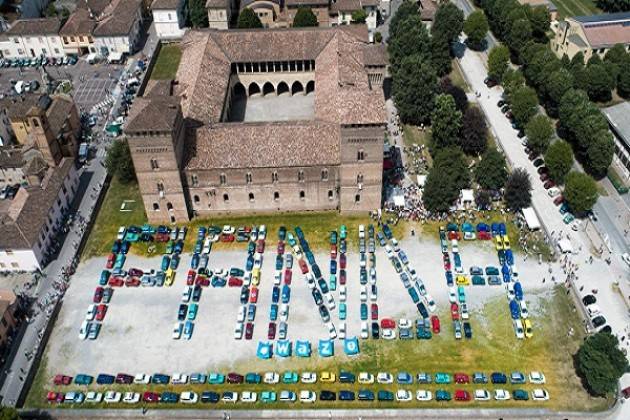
xmin=105 ymin=139 xmax=136 ymax=183
xmin=432 ymin=2 xmax=465 ymax=45
xmin=576 ymin=331 xmax=629 ymax=396
xmin=351 ymin=9 xmax=368 ymax=24
xmin=463 ymin=10 xmax=489 ymax=50
xmin=487 ymin=45 xmax=510 ymax=82
xmin=293 ymin=7 xmax=318 ymax=27
xmin=524 ymin=115 xmax=554 ymax=155
xmin=423 ymin=147 xmax=470 ymax=213
xmin=474 ymin=148 xmax=508 ymax=190
xmin=564 ymin=171 xmax=599 ymax=215
xmin=504 ymin=168 xmax=532 ymax=211
xmin=461 ymin=107 xmax=488 ymax=155
xmin=188 ymin=0 xmax=209 ymax=28
xmin=509 ymin=85 xmax=539 ymax=127
xmin=238 ymin=8 xmax=263 ymax=28
xmin=544 ymin=140 xmax=574 ymax=184
xmin=392 ymin=57 xmax=438 ymax=125
xmin=431 ymin=94 xmax=462 ymax=150
xmin=596 ymin=0 xmax=630 ymax=12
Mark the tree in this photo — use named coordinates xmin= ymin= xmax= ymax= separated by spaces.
xmin=504 ymin=168 xmax=532 ymax=211
xmin=577 ymin=331 xmax=629 ymax=396
xmin=603 ymin=44 xmax=627 ymax=84
xmin=293 ymin=7 xmax=318 ymax=27
xmin=544 ymin=68 xmax=574 ymax=115
xmin=463 ymin=10 xmax=489 ymax=50
xmin=440 ymin=77 xmax=469 ymax=112
xmin=525 ymin=115 xmax=554 ymax=155
xmin=45 ymin=2 xmax=57 ymax=17
xmin=389 ymin=0 xmax=420 ymax=40
xmin=596 ymin=0 xmax=630 ymax=12
xmin=544 ymin=140 xmax=574 ymax=184
xmin=618 ymin=55 xmax=630 ymax=98
xmin=585 ymin=63 xmax=615 ymax=102
xmin=0 ymin=407 xmax=19 ymax=420
xmin=432 ymin=148 xmax=471 ymax=192
xmin=585 ymin=133 xmax=615 ymax=179
xmin=475 ymin=189 xmax=492 ymax=210
xmin=423 ymin=147 xmax=470 ymax=212
xmin=238 ymin=8 xmax=263 ymax=28
xmin=430 ymin=35 xmax=452 ymax=77
xmin=507 ymin=18 xmax=532 ymax=57
xmin=392 ymin=57 xmax=438 ymax=125
xmin=351 ymin=9 xmax=368 ymax=24
xmin=563 ymin=171 xmax=598 ymax=214
xmin=527 ymin=5 xmax=551 ymax=40
xmin=502 ymin=68 xmax=526 ymax=97
xmin=474 ymin=148 xmax=508 ymax=190
xmin=188 ymin=0 xmax=209 ymax=28
xmin=461 ymin=107 xmax=488 ymax=155
xmin=387 ymin=14 xmax=432 ymax=72
xmin=431 ymin=94 xmax=462 ymax=150
xmin=374 ymin=32 xmax=383 ymax=43
xmin=509 ymin=85 xmax=539 ymax=127
xmin=432 ymin=2 xmax=465 ymax=45
xmin=487 ymin=45 xmax=510 ymax=82
xmin=105 ymin=139 xmax=135 ymax=183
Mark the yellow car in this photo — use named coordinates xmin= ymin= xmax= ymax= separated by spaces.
xmin=502 ymin=235 xmax=511 ymax=250
xmin=251 ymin=268 xmax=261 ymax=286
xmin=494 ymin=235 xmax=503 ymax=251
xmin=165 ymin=268 xmax=175 ymax=286
xmin=320 ymin=372 xmax=336 ymax=383
xmin=523 ymin=319 xmax=533 ymax=338
xmin=456 ymin=275 xmax=470 ymax=286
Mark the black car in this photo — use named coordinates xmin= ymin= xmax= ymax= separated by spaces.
xmin=140 ymin=233 xmax=153 ymax=242
xmin=96 ymin=374 xmax=115 ymax=385
xmin=102 ymin=287 xmax=113 ymax=303
xmin=115 ymin=373 xmax=133 ymax=384
xmin=592 ymin=315 xmax=606 ymax=328
xmin=416 ymin=302 xmax=429 ymax=318
xmin=339 ymin=371 xmax=355 ymax=383
xmin=463 ymin=321 xmax=472 ymax=339
xmin=192 ymin=285 xmax=202 ymax=302
xmin=491 ymin=372 xmax=507 ymax=384
xmin=371 ymin=322 xmax=380 ymax=339
xmin=501 ymin=104 xmax=510 ymax=113
xmin=320 ymin=390 xmax=336 ymax=401
xmin=318 ymin=277 xmax=329 ymax=294
xmin=339 ymin=390 xmax=355 ymax=401
xmin=533 ymin=158 xmax=545 ymax=167
xmin=517 ymin=130 xmax=526 ymax=138
xmin=240 ymin=286 xmax=250 ymax=304
xmin=497 ymin=100 xmax=506 ymax=107
xmin=312 ymin=289 xmax=323 ymax=306
xmin=582 ymin=295 xmax=597 ymax=306
xmin=360 ymin=267 xmax=367 ymax=285
xmin=318 ymin=305 xmax=330 ymax=322
xmin=201 ymin=391 xmax=220 ymax=403
xmin=484 ymin=77 xmax=497 ymax=87
xmin=178 ymin=304 xmax=188 ymax=321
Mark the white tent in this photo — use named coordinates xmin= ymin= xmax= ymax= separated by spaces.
xmin=107 ymin=51 xmax=123 ymax=63
xmin=393 ymin=194 xmax=405 ymax=207
xmin=417 ymin=174 xmax=427 ymax=187
xmin=86 ymin=52 xmax=99 ymax=64
xmin=557 ymin=239 xmax=573 ymax=254
xmin=522 ymin=207 xmax=541 ymax=230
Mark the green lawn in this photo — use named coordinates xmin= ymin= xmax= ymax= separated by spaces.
xmin=149 ymin=44 xmax=182 ymax=80
xmin=554 ymin=0 xmax=600 ymax=18
xmin=26 ymin=287 xmax=611 ymax=411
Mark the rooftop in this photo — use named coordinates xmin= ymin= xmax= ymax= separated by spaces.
xmin=5 ymin=18 xmax=61 ymax=36
xmin=93 ymin=0 xmax=142 ymax=37
xmin=59 ymin=7 xmax=96 ymax=35
xmin=574 ymin=11 xmax=630 ymax=24
xmin=152 ymin=0 xmax=183 ymax=9
xmin=602 ymin=101 xmax=630 ymax=148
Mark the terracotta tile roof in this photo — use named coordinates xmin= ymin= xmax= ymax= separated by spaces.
xmin=79 ymin=0 xmax=113 ymax=17
xmin=286 ymin=0 xmax=330 ymax=6
xmin=330 ymin=0 xmax=378 ymax=12
xmin=46 ymin=95 xmax=75 ymax=138
xmin=185 ymin=121 xmax=340 ymax=170
xmin=152 ymin=0 xmax=183 ymax=9
xmin=419 ymin=0 xmax=436 ymax=21
xmin=240 ymin=0 xmax=282 ymax=10
xmin=0 ymin=148 xmax=25 ymax=169
xmin=59 ymin=7 xmax=96 ymax=35
xmin=6 ymin=18 xmax=61 ymax=36
xmin=205 ymin=0 xmax=229 ymax=7
xmin=125 ymin=96 xmax=181 ymax=132
xmin=93 ymin=0 xmax=142 ymax=37
xmin=362 ymin=43 xmax=388 ymax=66
xmin=582 ymin=23 xmax=630 ymax=48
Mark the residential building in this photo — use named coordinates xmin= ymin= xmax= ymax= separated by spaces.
xmin=329 ymin=0 xmax=379 ymax=33
xmin=124 ymin=26 xmax=388 ymax=223
xmin=59 ymin=7 xmax=97 ymax=55
xmin=284 ymin=0 xmax=332 ymax=27
xmin=552 ymin=12 xmax=630 ymax=61
xmin=152 ymin=0 xmax=187 ymax=40
xmin=206 ymin=0 xmax=233 ymax=30
xmin=240 ymin=0 xmax=282 ymax=28
xmin=0 ymin=290 xmax=18 ymax=354
xmin=0 ymin=148 xmax=26 ymax=189
xmin=518 ymin=0 xmax=558 ymax=21
xmin=602 ymin=102 xmax=630 ymax=181
xmin=0 ymin=18 xmax=64 ymax=59
xmin=93 ymin=0 xmax=144 ymax=59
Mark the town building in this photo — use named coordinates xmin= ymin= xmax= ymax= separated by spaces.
xmin=125 ymin=26 xmax=388 ymax=223
xmin=518 ymin=0 xmax=558 ymax=21
xmin=602 ymin=102 xmax=630 ymax=182
xmin=206 ymin=0 xmax=235 ymax=30
xmin=329 ymin=0 xmax=379 ymax=33
xmin=92 ymin=0 xmax=144 ymax=59
xmin=59 ymin=7 xmax=97 ymax=55
xmin=552 ymin=12 xmax=630 ymax=61
xmin=0 ymin=18 xmax=65 ymax=59
xmin=152 ymin=0 xmax=188 ymax=40
xmin=0 ymin=290 xmax=19 ymax=355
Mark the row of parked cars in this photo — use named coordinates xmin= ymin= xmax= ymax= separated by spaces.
xmin=0 ymin=55 xmax=78 ymax=68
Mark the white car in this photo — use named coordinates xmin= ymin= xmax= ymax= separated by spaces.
xmin=358 ymin=372 xmax=374 ymax=384
xmin=279 ymin=390 xmax=296 ymax=402
xmin=513 ymin=319 xmax=525 ymax=339
xmin=377 ymin=372 xmax=393 ymax=384
xmin=396 ymin=389 xmax=412 ymax=402
xmin=622 ymin=252 xmax=630 ymax=266
xmin=520 ymin=301 xmax=529 ymax=318
xmin=263 ymin=372 xmax=279 ymax=384
xmin=360 ymin=321 xmax=369 ymax=339
xmin=222 ymin=225 xmax=235 ymax=235
xmin=425 ymin=294 xmax=437 ymax=312
xmin=222 ymin=392 xmax=238 ymax=403
xmin=338 ymin=322 xmax=347 ymax=339
xmin=258 ymin=225 xmax=267 ymax=240
xmin=392 ymin=238 xmax=400 ymax=252
xmin=240 ymin=391 xmax=257 ymax=403
xmin=416 ymin=390 xmax=432 ymax=401
xmin=305 ymin=273 xmax=316 ymax=289
xmin=370 ymin=286 xmax=378 ymax=301
xmin=326 ymin=322 xmax=337 ymax=339
xmin=122 ymin=392 xmax=140 ymax=404
xmin=460 ymin=303 xmax=469 ymax=320
xmin=172 ymin=323 xmax=183 ymax=339
xmin=171 ymin=373 xmax=188 ymax=384
xmin=474 ymin=389 xmax=490 ymax=401
xmin=84 ymin=391 xmax=103 ymax=403
xmin=237 ymin=305 xmax=247 ymax=323
xmin=494 ymin=389 xmax=511 ymax=400
xmin=548 ymin=187 xmax=561 ymax=197
xmin=274 ymin=271 xmax=282 ymax=285
xmin=86 ymin=305 xmax=97 ymax=321
xmin=180 ymin=391 xmax=198 ymax=403
xmin=134 ymin=374 xmax=151 ymax=384
xmin=448 ymin=287 xmax=457 ymax=303
xmin=398 ymin=318 xmax=412 ymax=329
xmin=78 ymin=320 xmax=89 ymax=340
xmin=301 ymin=372 xmax=317 ymax=384
xmin=506 ymin=283 xmax=516 ymax=300
xmin=529 ymin=371 xmax=546 ymax=384
xmin=253 ymin=254 xmax=263 ymax=269
xmin=384 ymin=244 xmax=393 ymax=256
xmin=532 ymin=388 xmax=550 ymax=401
xmin=586 ymin=304 xmax=601 ymax=317
xmin=116 ymin=226 xmax=126 ymax=240
xmin=360 ymin=285 xmax=368 ymax=302
xmin=325 ymin=293 xmax=336 ymax=310
xmin=234 ymin=322 xmax=244 ymax=340
xmin=104 ymin=391 xmax=122 ymax=403
xmin=451 ymin=240 xmax=459 ymax=253
xmin=339 ymin=286 xmax=347 ymax=302
xmin=182 ymin=286 xmax=192 ymax=302
xmin=358 ymin=224 xmax=365 ymax=238
xmin=382 ymin=329 xmax=396 ymax=340
xmin=369 ymin=268 xmax=377 ymax=285
xmin=279 ymin=304 xmax=289 ymax=322
xmin=299 ymin=390 xmax=316 ymax=403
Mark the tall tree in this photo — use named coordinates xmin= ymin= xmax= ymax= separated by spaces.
xmin=431 ymin=94 xmax=463 ymax=150
xmin=238 ymin=8 xmax=263 ymax=28
xmin=527 ymin=5 xmax=551 ymax=40
xmin=585 ymin=134 xmax=615 ymax=179
xmin=525 ymin=115 xmax=554 ymax=155
xmin=474 ymin=148 xmax=508 ymax=190
xmin=440 ymin=77 xmax=469 ymax=112
xmin=432 ymin=147 xmax=471 ymax=191
xmin=461 ymin=107 xmax=488 ymax=155
xmin=544 ymin=68 xmax=574 ymax=115
xmin=463 ymin=10 xmax=489 ymax=50
xmin=509 ymin=85 xmax=539 ymax=127
xmin=564 ymin=171 xmax=598 ymax=215
xmin=430 ymin=35 xmax=452 ymax=77
xmin=392 ymin=57 xmax=438 ymax=125
xmin=544 ymin=140 xmax=574 ymax=184
xmin=507 ymin=18 xmax=533 ymax=58
xmin=504 ymin=168 xmax=532 ymax=211
xmin=389 ymin=0 xmax=420 ymax=40
xmin=577 ymin=331 xmax=629 ymax=396
xmin=502 ymin=68 xmax=526 ymax=97
xmin=423 ymin=147 xmax=470 ymax=212
xmin=351 ymin=9 xmax=368 ymax=24
xmin=188 ymin=0 xmax=209 ymax=28
xmin=292 ymin=7 xmax=318 ymax=27
xmin=432 ymin=2 xmax=465 ymax=45
xmin=388 ymin=14 xmax=432 ymax=72
xmin=105 ymin=139 xmax=136 ymax=183
xmin=618 ymin=55 xmax=630 ymax=98
xmin=585 ymin=63 xmax=615 ymax=102
xmin=487 ymin=45 xmax=510 ymax=82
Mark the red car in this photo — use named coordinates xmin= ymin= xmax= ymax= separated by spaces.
xmin=540 ymin=173 xmax=549 ymax=182
xmin=553 ymin=195 xmax=564 ymax=205
xmin=115 ymin=373 xmax=133 ymax=384
xmin=454 ymin=389 xmax=471 ymax=401
xmin=447 ymin=231 xmax=460 ymax=240
xmin=227 ymin=372 xmax=244 ymax=384
xmin=477 ymin=231 xmax=492 ymax=240
xmin=339 ymin=254 xmax=346 ymax=269
xmin=228 ymin=277 xmax=243 ymax=287
xmin=196 ymin=276 xmax=210 ymax=287
xmin=220 ymin=234 xmax=234 ymax=242
xmin=330 ymin=245 xmax=337 ymax=259
xmin=283 ymin=269 xmax=292 ymax=285
xmin=443 ymin=257 xmax=451 ymax=271
xmin=370 ymin=303 xmax=379 ymax=320
xmin=125 ymin=277 xmax=140 ymax=287
xmin=339 ymin=270 xmax=346 ymax=285
xmin=451 ymin=303 xmax=460 ymax=320
xmin=53 ymin=374 xmax=72 ymax=385
xmin=267 ymin=322 xmax=276 ymax=339
xmin=108 ymin=276 xmax=124 ymax=287
xmin=256 ymin=240 xmax=265 ymax=254
xmin=186 ymin=270 xmax=196 ymax=286
xmin=155 ymin=233 xmax=169 ymax=242
xmin=277 ymin=241 xmax=285 ymax=255
xmin=245 ymin=322 xmax=254 ymax=340
xmin=143 ymin=392 xmax=160 ymax=403
xmin=105 ymin=253 xmax=115 ymax=269
xmin=46 ymin=391 xmax=64 ymax=403
xmin=380 ymin=318 xmax=396 ymax=329
xmin=95 ymin=304 xmax=108 ymax=321
xmin=298 ymin=259 xmax=309 ymax=274
xmin=431 ymin=315 xmax=441 ymax=333
xmin=128 ymin=268 xmax=143 ymax=277
xmin=454 ymin=373 xmax=470 ymax=384
xmin=544 ymin=180 xmax=556 ymax=189
xmin=249 ymin=287 xmax=259 ymax=303
xmin=93 ymin=287 xmax=104 ymax=303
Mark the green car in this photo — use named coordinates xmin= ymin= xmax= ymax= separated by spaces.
xmin=435 ymin=373 xmax=451 ymax=384
xmin=485 ymin=266 xmax=499 ymax=276
xmin=245 ymin=373 xmax=261 ymax=384
xmin=457 ymin=286 xmax=466 ymax=303
xmin=287 ymin=233 xmax=297 ymax=247
xmin=187 ymin=303 xmax=198 ymax=320
xmin=472 ymin=275 xmax=486 ymax=286
xmin=125 ymin=231 xmax=140 ymax=242
xmin=208 ymin=373 xmax=224 ymax=384
xmin=208 ymin=226 xmax=222 ymax=234
xmin=339 ymin=225 xmax=347 ymax=239
xmin=360 ymin=303 xmax=368 ymax=320
xmin=166 ymin=241 xmax=174 ymax=254
xmin=513 ymin=389 xmax=529 ymax=400
xmin=261 ymin=391 xmax=276 ymax=403
xmin=282 ymin=371 xmax=298 ymax=384
xmin=436 ymin=390 xmax=451 ymax=401
xmin=329 ymin=274 xmax=337 ymax=291
xmin=339 ymin=303 xmax=347 ymax=320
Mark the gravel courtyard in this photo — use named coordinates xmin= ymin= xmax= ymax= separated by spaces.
xmin=44 ymin=235 xmax=555 ymax=376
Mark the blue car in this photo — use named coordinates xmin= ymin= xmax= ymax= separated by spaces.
xmin=197 ymin=227 xmax=206 ymax=239
xmin=330 ymin=260 xmax=337 ymax=275
xmin=514 ymin=281 xmax=523 ymax=301
xmin=100 ymin=270 xmax=110 ymax=286
xmin=445 ymin=270 xmax=453 ymax=286
xmin=194 ymin=240 xmax=203 ymax=254
xmin=397 ymin=372 xmax=413 ymax=384
xmin=491 ymin=372 xmax=507 ymax=384
xmin=96 ymin=374 xmax=114 ymax=385
xmin=271 ymin=286 xmax=280 ymax=304
xmin=407 ymin=287 xmax=420 ymax=303
xmin=161 ymin=392 xmax=178 ymax=403
xmin=339 ymin=390 xmax=355 ymax=401
xmin=191 ymin=254 xmax=200 ymax=269
xmin=246 ymin=256 xmax=254 ymax=271
xmin=281 ymin=285 xmax=291 ymax=303
xmin=358 ymin=389 xmax=375 ymax=401
xmin=499 ymin=223 xmax=507 ymax=235
xmin=170 ymin=254 xmax=180 ymax=269
xmin=74 ymin=374 xmax=93 ymax=385
xmin=152 ymin=374 xmax=170 ymax=384
xmin=161 ymin=256 xmax=170 ymax=271
xmin=505 ymin=249 xmax=514 ymax=265
xmin=270 ymin=303 xmax=278 ymax=321
xmin=509 ymin=299 xmax=520 ymax=319
xmin=275 ymin=255 xmax=283 ymax=270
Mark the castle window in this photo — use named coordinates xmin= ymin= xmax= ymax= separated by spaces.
xmin=150 ymin=158 xmax=159 ymax=170
xmin=298 ymin=170 xmax=305 ymax=182
xmin=246 ymin=172 xmax=252 ymax=184
xmin=357 ymin=173 xmax=364 ymax=184
xmin=223 ymin=193 xmax=229 ymax=202
xmin=274 ymin=191 xmax=279 ymax=201
xmin=321 ymin=168 xmax=328 ymax=181
xmin=191 ymin=174 xmax=198 ymax=186
xmin=153 ymin=202 xmax=159 ymax=210
xmin=167 ymin=202 xmax=173 ymax=211
xmin=357 ymin=149 xmax=365 ymax=161
xmin=249 ymin=192 xmax=255 ymax=202
xmin=328 ymin=190 xmax=333 ymax=200
xmin=272 ymin=171 xmax=278 ymax=183
xmin=219 ymin=173 xmax=227 ymax=185
xmin=194 ymin=195 xmax=200 ymax=203
xmin=157 ymin=182 xmax=164 ymax=193
xmin=32 ymin=119 xmax=39 ymax=127
xmin=355 ymin=194 xmax=361 ymax=203
xmin=299 ymin=190 xmax=305 ymax=200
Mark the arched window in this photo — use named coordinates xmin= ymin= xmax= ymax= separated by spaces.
xmin=219 ymin=173 xmax=227 ymax=185
xmin=355 ymin=194 xmax=361 ymax=203
xmin=193 ymin=195 xmax=200 ymax=203
xmin=152 ymin=202 xmax=159 ymax=210
xmin=357 ymin=149 xmax=365 ymax=161
xmin=167 ymin=202 xmax=173 ymax=210
xmin=357 ymin=173 xmax=364 ymax=184
xmin=249 ymin=192 xmax=255 ymax=202
xmin=223 ymin=193 xmax=229 ymax=202
xmin=299 ymin=190 xmax=305 ymax=200
xmin=157 ymin=182 xmax=164 ymax=192
xmin=274 ymin=191 xmax=280 ymax=201
xmin=328 ymin=190 xmax=333 ymax=200
xmin=272 ymin=171 xmax=278 ymax=183
xmin=298 ymin=170 xmax=305 ymax=182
